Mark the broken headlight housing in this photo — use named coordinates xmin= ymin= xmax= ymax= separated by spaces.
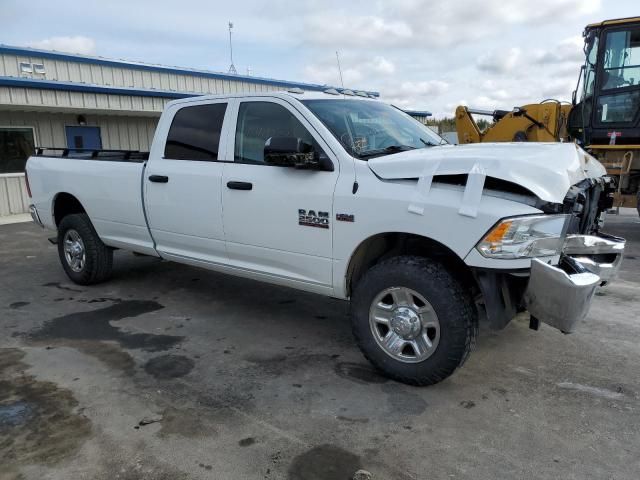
xmin=476 ymin=214 xmax=570 ymax=259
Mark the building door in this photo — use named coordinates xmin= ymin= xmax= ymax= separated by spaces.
xmin=65 ymin=126 xmax=102 ymax=150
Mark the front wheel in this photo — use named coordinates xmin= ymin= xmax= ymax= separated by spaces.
xmin=57 ymin=213 xmax=113 ymax=285
xmin=351 ymin=256 xmax=478 ymax=386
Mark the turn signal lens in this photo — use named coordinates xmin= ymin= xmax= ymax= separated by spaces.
xmin=483 ymin=220 xmax=513 ymax=244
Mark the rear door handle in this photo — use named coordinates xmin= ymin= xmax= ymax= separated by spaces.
xmin=227 ymin=181 xmax=253 ymax=191
xmin=148 ymin=175 xmax=169 ymax=183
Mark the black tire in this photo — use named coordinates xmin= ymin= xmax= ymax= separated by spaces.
xmin=351 ymin=256 xmax=478 ymax=386
xmin=57 ymin=213 xmax=113 ymax=285
xmin=512 ymin=131 xmax=528 ymax=142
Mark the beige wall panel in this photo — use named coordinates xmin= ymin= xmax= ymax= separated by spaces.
xmin=54 ymin=90 xmax=70 ymax=106
xmin=2 ymin=55 xmax=19 ymax=76
xmin=0 ymin=179 xmax=10 ymax=216
xmin=104 ymin=67 xmax=116 ymax=86
xmin=79 ymin=64 xmax=92 ymax=83
xmin=68 ymin=62 xmax=82 ymax=82
xmin=69 ymin=92 xmax=84 ymax=108
xmin=142 ymin=70 xmax=153 ymax=88
xmin=9 ymin=87 xmax=27 ymax=104
xmin=96 ymin=93 xmax=110 ymax=110
xmin=83 ymin=93 xmax=98 ymax=109
xmin=91 ymin=64 xmax=102 ymax=84
xmin=25 ymin=88 xmax=41 ymax=105
xmin=5 ymin=176 xmax=27 ymax=214
xmin=0 ymin=87 xmax=11 ymax=104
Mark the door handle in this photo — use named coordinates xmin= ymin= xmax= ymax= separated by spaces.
xmin=227 ymin=181 xmax=253 ymax=191
xmin=148 ymin=175 xmax=169 ymax=183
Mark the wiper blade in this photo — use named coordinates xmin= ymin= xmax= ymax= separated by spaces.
xmin=385 ymin=144 xmax=416 ymax=152
xmin=419 ymin=137 xmax=441 ymax=147
xmin=358 ymin=145 xmax=416 ymax=158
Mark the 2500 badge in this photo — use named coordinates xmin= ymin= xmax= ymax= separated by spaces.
xmin=298 ymin=209 xmax=329 ymax=229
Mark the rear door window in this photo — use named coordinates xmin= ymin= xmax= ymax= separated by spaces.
xmin=165 ymin=103 xmax=227 ymax=161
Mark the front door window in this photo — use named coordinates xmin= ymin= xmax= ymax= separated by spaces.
xmin=234 ymin=101 xmax=319 ymax=164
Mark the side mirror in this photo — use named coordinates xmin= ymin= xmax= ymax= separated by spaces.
xmin=264 ymin=137 xmax=329 ymax=170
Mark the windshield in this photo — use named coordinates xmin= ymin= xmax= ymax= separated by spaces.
xmin=301 ymin=99 xmax=446 ymax=159
xmin=602 ymin=27 xmax=640 ymax=90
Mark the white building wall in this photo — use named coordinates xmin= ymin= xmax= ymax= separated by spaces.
xmin=0 ymin=52 xmax=286 ymax=96
xmin=0 ymin=48 xmax=360 ymax=217
xmin=0 ymin=86 xmax=170 ymax=114
xmin=0 ymin=174 xmax=28 ymax=216
xmin=0 ymin=110 xmax=159 ymax=215
xmin=0 ymin=110 xmax=158 ymax=150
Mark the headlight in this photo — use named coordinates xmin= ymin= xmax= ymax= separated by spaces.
xmin=477 ymin=214 xmax=570 ymax=259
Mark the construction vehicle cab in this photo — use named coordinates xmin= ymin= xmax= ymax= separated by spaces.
xmin=568 ymin=17 xmax=640 ymax=146
xmin=455 ymin=17 xmax=640 ymax=209
xmin=568 ymin=17 xmax=640 ymax=207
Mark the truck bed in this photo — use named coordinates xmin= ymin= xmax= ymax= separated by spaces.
xmin=27 ymin=148 xmax=156 ymax=255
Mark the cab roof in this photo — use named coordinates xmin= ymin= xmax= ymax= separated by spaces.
xmin=586 ymin=16 xmax=640 ymax=29
xmin=167 ymin=89 xmax=382 ymax=107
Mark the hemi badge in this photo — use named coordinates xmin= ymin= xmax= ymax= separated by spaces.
xmin=336 ymin=213 xmax=355 ymax=222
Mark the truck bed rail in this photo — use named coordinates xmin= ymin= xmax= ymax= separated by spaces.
xmin=34 ymin=147 xmax=149 ymax=162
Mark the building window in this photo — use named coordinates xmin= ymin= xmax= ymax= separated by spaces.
xmin=164 ymin=103 xmax=227 ymax=161
xmin=19 ymin=62 xmax=33 ymax=74
xmin=0 ymin=128 xmax=36 ymax=174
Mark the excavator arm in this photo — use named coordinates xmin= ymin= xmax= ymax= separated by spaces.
xmin=455 ymin=103 xmax=571 ymax=144
xmin=455 ymin=106 xmax=483 ymax=143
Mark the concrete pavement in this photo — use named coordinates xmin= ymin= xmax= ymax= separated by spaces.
xmin=1 ymin=213 xmax=639 ymax=479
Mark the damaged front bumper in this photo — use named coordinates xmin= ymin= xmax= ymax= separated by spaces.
xmin=561 ymin=233 xmax=625 ymax=284
xmin=523 ymin=233 xmax=625 ymax=333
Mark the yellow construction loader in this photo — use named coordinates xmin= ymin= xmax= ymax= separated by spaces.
xmin=455 ymin=17 xmax=640 ymax=210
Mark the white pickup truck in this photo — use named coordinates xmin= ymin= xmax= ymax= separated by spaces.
xmin=26 ymin=91 xmax=625 ymax=385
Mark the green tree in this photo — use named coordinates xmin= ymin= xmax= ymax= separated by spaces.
xmin=426 ymin=117 xmax=492 ymax=133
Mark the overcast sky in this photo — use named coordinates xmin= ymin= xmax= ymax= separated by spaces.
xmin=3 ymin=0 xmax=638 ymax=118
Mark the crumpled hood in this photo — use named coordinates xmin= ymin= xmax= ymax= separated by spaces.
xmin=367 ymin=142 xmax=607 ymax=203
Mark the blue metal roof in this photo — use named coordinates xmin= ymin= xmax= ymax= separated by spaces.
xmin=0 ymin=44 xmax=379 ymax=97
xmin=0 ymin=75 xmax=200 ymax=99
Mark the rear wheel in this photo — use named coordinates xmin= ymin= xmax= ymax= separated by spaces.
xmin=351 ymin=256 xmax=477 ymax=386
xmin=57 ymin=214 xmax=113 ymax=285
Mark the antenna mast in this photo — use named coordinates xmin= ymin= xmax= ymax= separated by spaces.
xmin=335 ymin=51 xmax=345 ymax=89
xmin=228 ymin=22 xmax=237 ymax=74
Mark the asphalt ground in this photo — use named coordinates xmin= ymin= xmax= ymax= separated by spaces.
xmin=1 ymin=211 xmax=639 ymax=480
